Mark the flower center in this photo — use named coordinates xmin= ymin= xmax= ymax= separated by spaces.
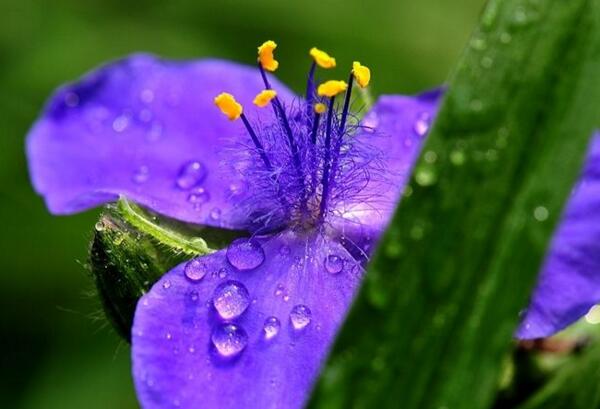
xmin=215 ymin=41 xmax=373 ymax=233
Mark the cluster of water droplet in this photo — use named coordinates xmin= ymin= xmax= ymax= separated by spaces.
xmin=165 ymin=238 xmax=351 ymax=360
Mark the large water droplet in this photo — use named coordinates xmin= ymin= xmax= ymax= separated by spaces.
xmin=213 ymin=280 xmax=250 ymax=319
xmin=263 ymin=316 xmax=281 ymax=340
xmin=184 ymin=259 xmax=207 ymax=282
xmin=324 ymin=255 xmax=344 ymax=274
xmin=176 ymin=161 xmax=207 ymax=190
xmin=290 ymin=304 xmax=312 ymax=330
xmin=413 ymin=112 xmax=431 ymax=137
xmin=211 ymin=323 xmax=248 ymax=357
xmin=132 ymin=165 xmax=150 ymax=184
xmin=226 ymin=238 xmax=265 ymax=271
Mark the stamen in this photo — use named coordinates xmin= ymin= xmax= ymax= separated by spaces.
xmin=256 ymin=43 xmax=308 ymax=215
xmin=214 ymin=93 xmax=272 ymax=170
xmin=309 ymin=47 xmax=336 ymax=69
xmin=307 ymin=48 xmax=336 ymax=105
xmin=214 ymin=92 xmax=242 ymax=120
xmin=310 ymin=104 xmax=325 ymax=144
xmin=253 ymin=90 xmax=277 ymax=108
xmin=317 ymin=80 xmax=348 ymax=98
xmin=352 ymin=61 xmax=371 ymax=88
xmin=257 ymin=40 xmax=279 ymax=72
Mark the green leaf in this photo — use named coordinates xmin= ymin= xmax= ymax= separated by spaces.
xmin=89 ymin=198 xmax=241 ymax=340
xmin=309 ymin=0 xmax=600 ymax=408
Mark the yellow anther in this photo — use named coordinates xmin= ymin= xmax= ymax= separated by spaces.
xmin=253 ymin=89 xmax=277 ymax=108
xmin=309 ymin=47 xmax=336 ymax=69
xmin=314 ymin=103 xmax=327 ymax=114
xmin=352 ymin=61 xmax=371 ymax=88
xmin=214 ymin=92 xmax=242 ymax=120
xmin=257 ymin=40 xmax=279 ymax=72
xmin=317 ymin=80 xmax=348 ymax=98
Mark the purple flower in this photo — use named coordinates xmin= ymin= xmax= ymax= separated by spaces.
xmin=26 ymin=39 xmax=600 ymax=409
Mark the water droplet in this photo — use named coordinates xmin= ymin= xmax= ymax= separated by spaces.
xmin=324 ymin=254 xmax=344 ymax=274
xmin=424 ymin=150 xmax=438 ymax=164
xmin=279 ymin=245 xmax=291 ymax=256
xmin=533 ymin=206 xmax=549 ymax=222
xmin=413 ymin=112 xmax=431 ymax=136
xmin=140 ymin=89 xmax=155 ymax=103
xmin=188 ymin=187 xmax=210 ymax=206
xmin=189 ymin=291 xmax=199 ymax=302
xmin=290 ymin=304 xmax=312 ymax=330
xmin=211 ymin=323 xmax=248 ymax=357
xmin=162 ymin=280 xmax=171 ymax=289
xmin=210 ymin=208 xmax=222 ymax=221
xmin=139 ymin=108 xmax=153 ymax=123
xmin=64 ymin=92 xmax=79 ymax=107
xmin=184 ymin=259 xmax=207 ymax=282
xmin=450 ymin=150 xmax=466 ymax=166
xmin=176 ymin=161 xmax=207 ymax=190
xmin=132 ymin=165 xmax=150 ymax=184
xmin=228 ymin=181 xmax=247 ymax=197
xmin=500 ymin=32 xmax=512 ymax=44
xmin=415 ymin=166 xmax=437 ymax=186
xmin=94 ymin=221 xmax=105 ymax=231
xmin=481 ymin=56 xmax=493 ymax=69
xmin=147 ymin=122 xmax=163 ymax=141
xmin=470 ymin=36 xmax=487 ymax=51
xmin=213 ymin=280 xmax=250 ymax=319
xmin=263 ymin=316 xmax=281 ymax=340
xmin=226 ymin=238 xmax=265 ymax=271
xmin=112 ymin=115 xmax=129 ymax=132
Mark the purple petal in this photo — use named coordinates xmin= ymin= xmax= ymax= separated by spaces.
xmin=26 ymin=54 xmax=295 ymax=229
xmin=333 ymin=88 xmax=443 ymax=236
xmin=518 ymin=132 xmax=600 ymax=339
xmin=131 ymin=232 xmax=362 ymax=409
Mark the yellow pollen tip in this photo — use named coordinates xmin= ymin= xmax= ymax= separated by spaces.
xmin=214 ymin=92 xmax=242 ymax=120
xmin=352 ymin=61 xmax=371 ymax=88
xmin=253 ymin=89 xmax=277 ymax=108
xmin=257 ymin=40 xmax=279 ymax=72
xmin=314 ymin=103 xmax=327 ymax=114
xmin=317 ymin=80 xmax=348 ymax=98
xmin=309 ymin=47 xmax=336 ymax=69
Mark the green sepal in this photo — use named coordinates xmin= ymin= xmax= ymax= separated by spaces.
xmin=89 ymin=198 xmax=241 ymax=341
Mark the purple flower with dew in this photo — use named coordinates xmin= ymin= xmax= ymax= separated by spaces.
xmin=25 ymin=37 xmax=600 ymax=408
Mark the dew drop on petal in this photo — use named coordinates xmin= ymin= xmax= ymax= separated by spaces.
xmin=263 ymin=316 xmax=281 ymax=340
xmin=210 ymin=208 xmax=222 ymax=221
xmin=64 ymin=92 xmax=79 ymax=107
xmin=213 ymin=280 xmax=250 ymax=319
xmin=112 ymin=115 xmax=130 ymax=133
xmin=162 ymin=280 xmax=171 ymax=289
xmin=290 ymin=304 xmax=312 ymax=330
xmin=226 ymin=238 xmax=265 ymax=271
xmin=184 ymin=259 xmax=207 ymax=282
xmin=413 ymin=112 xmax=431 ymax=137
xmin=279 ymin=245 xmax=291 ymax=256
xmin=176 ymin=161 xmax=207 ymax=190
xmin=132 ymin=165 xmax=150 ymax=184
xmin=188 ymin=187 xmax=210 ymax=206
xmin=324 ymin=254 xmax=344 ymax=274
xmin=211 ymin=323 xmax=248 ymax=357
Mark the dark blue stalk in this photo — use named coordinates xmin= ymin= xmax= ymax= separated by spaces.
xmin=258 ymin=63 xmax=308 ymax=215
xmin=240 ymin=113 xmax=272 ymax=171
xmin=305 ymin=62 xmax=316 ymax=108
xmin=318 ymin=97 xmax=335 ymax=220
xmin=338 ymin=72 xmax=354 ymax=135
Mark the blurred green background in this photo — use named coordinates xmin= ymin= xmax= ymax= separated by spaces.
xmin=0 ymin=0 xmax=485 ymax=407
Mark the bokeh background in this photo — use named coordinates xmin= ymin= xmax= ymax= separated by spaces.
xmin=0 ymin=0 xmax=485 ymax=407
